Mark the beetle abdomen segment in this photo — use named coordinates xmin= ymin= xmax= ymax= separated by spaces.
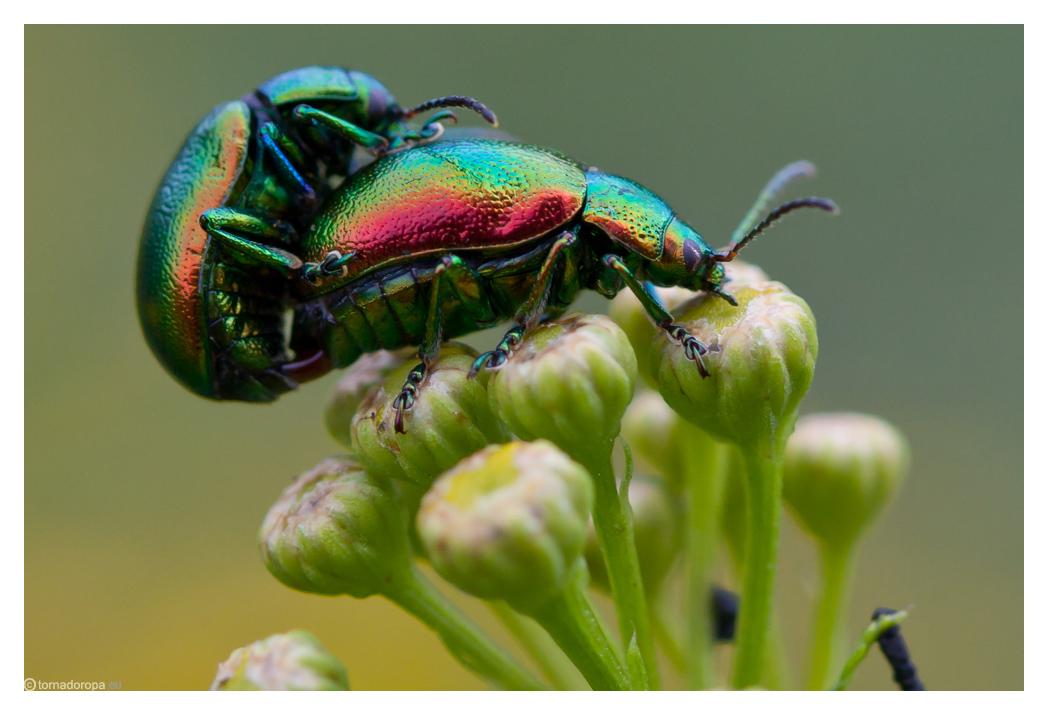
xmin=205 ymin=259 xmax=290 ymax=396
xmin=296 ymin=236 xmax=584 ymax=369
xmin=301 ymin=140 xmax=587 ymax=291
xmin=136 ymin=101 xmax=252 ymax=397
xmin=582 ymin=171 xmax=675 ymax=261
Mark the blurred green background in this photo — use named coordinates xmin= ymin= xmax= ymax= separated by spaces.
xmin=25 ymin=26 xmax=1021 ymax=690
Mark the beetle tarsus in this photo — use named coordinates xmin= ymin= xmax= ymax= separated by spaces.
xmin=664 ymin=324 xmax=710 ymax=378
xmin=392 ymin=363 xmax=426 ymax=434
xmin=468 ymin=325 xmax=524 ymax=378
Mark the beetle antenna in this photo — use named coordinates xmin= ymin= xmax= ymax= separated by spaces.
xmin=401 ymin=96 xmax=499 ymax=127
xmin=714 ymin=197 xmax=839 ymax=262
xmin=731 ymin=160 xmax=817 ymax=245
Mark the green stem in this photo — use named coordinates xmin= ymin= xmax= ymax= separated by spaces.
xmin=807 ymin=543 xmax=857 ymax=690
xmin=651 ymin=598 xmax=686 ymax=674
xmin=576 ymin=445 xmax=660 ymax=689
xmin=527 ymin=560 xmax=631 ymax=691
xmin=763 ymin=612 xmax=794 ymax=690
xmin=730 ymin=446 xmax=785 ymax=689
xmin=388 ymin=565 xmax=545 ymax=690
xmin=680 ymin=424 xmax=725 ymax=690
xmin=724 ymin=478 xmax=793 ymax=690
xmin=489 ymin=601 xmax=589 ymax=690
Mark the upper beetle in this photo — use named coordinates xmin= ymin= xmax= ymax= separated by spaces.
xmin=287 ymin=139 xmax=836 ymax=431
xmin=135 ymin=67 xmax=497 ymax=401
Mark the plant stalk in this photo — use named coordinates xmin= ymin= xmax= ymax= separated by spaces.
xmin=389 ymin=565 xmax=545 ymax=690
xmin=730 ymin=446 xmax=785 ymax=689
xmin=576 ymin=444 xmax=659 ymax=689
xmin=489 ymin=601 xmax=589 ymax=690
xmin=807 ymin=543 xmax=857 ymax=690
xmin=681 ymin=423 xmax=725 ymax=690
xmin=528 ymin=560 xmax=631 ymax=691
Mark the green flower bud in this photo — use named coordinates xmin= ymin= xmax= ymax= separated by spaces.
xmin=488 ymin=314 xmax=637 ymax=456
xmin=210 ymin=630 xmax=349 ymax=691
xmin=610 ymin=262 xmax=768 ymax=389
xmin=352 ymin=343 xmax=510 ymax=487
xmin=417 ymin=440 xmax=594 ymax=612
xmin=653 ymin=281 xmax=818 ymax=457
xmin=584 ymin=474 xmax=682 ymax=595
xmin=621 ymin=391 xmax=686 ymax=488
xmin=325 ymin=349 xmax=411 ymax=448
xmin=722 ymin=259 xmax=770 ymax=288
xmin=259 ymin=456 xmax=412 ymax=598
xmin=783 ymin=412 xmax=910 ymax=548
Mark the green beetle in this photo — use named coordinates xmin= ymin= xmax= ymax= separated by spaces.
xmin=135 ymin=67 xmax=496 ymax=401
xmin=288 ymin=139 xmax=836 ymax=431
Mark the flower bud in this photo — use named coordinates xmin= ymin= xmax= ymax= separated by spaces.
xmin=652 ymin=281 xmax=817 ymax=456
xmin=210 ymin=630 xmax=349 ymax=691
xmin=352 ymin=343 xmax=510 ymax=487
xmin=584 ymin=474 xmax=682 ymax=595
xmin=325 ymin=349 xmax=410 ymax=448
xmin=610 ymin=262 xmax=768 ymax=389
xmin=783 ymin=412 xmax=910 ymax=548
xmin=488 ymin=314 xmax=636 ymax=456
xmin=621 ymin=391 xmax=686 ymax=488
xmin=417 ymin=440 xmax=594 ymax=612
xmin=722 ymin=259 xmax=770 ymax=288
xmin=259 ymin=456 xmax=412 ymax=598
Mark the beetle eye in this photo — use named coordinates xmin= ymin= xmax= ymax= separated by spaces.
xmin=682 ymin=239 xmax=704 ymax=274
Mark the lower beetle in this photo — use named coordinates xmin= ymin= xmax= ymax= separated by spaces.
xmin=289 ymin=139 xmax=836 ymax=431
xmin=136 ymin=66 xmax=496 ymax=401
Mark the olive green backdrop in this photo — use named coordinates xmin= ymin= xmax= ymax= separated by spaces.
xmin=25 ymin=26 xmax=1022 ymax=690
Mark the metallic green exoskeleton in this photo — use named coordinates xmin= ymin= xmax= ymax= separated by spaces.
xmin=136 ymin=67 xmax=497 ymax=401
xmin=289 ymin=139 xmax=837 ymax=431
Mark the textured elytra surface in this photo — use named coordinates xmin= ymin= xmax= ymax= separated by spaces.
xmin=135 ymin=101 xmax=250 ymax=395
xmin=255 ymin=66 xmax=358 ymax=106
xmin=302 ymin=140 xmax=588 ymax=293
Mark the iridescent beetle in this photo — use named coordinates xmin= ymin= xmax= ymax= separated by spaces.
xmin=135 ymin=66 xmax=496 ymax=401
xmin=288 ymin=139 xmax=836 ymax=431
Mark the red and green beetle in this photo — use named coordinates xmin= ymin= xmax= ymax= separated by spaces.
xmin=135 ymin=66 xmax=496 ymax=401
xmin=287 ymin=139 xmax=836 ymax=431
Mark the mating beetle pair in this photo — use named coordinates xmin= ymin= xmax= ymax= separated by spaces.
xmin=135 ymin=66 xmax=497 ymax=401
xmin=137 ymin=67 xmax=837 ymax=430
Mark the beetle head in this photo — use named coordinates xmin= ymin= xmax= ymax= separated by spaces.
xmin=650 ymin=197 xmax=840 ymax=306
xmin=647 ymin=217 xmax=726 ymax=294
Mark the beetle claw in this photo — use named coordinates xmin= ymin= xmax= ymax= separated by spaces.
xmin=468 ymin=352 xmax=495 ymax=378
xmin=468 ymin=349 xmax=509 ymax=379
xmin=666 ymin=325 xmax=711 ymax=378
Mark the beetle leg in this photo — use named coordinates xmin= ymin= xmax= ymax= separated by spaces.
xmin=393 ymin=256 xmax=460 ymax=434
xmin=200 ymin=208 xmax=303 ymax=273
xmin=516 ymin=230 xmax=578 ymax=330
xmin=602 ymin=254 xmax=710 ymax=378
xmin=258 ymin=122 xmax=317 ymax=210
xmin=292 ymin=105 xmax=391 ymax=153
xmin=469 ymin=231 xmax=577 ymax=377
